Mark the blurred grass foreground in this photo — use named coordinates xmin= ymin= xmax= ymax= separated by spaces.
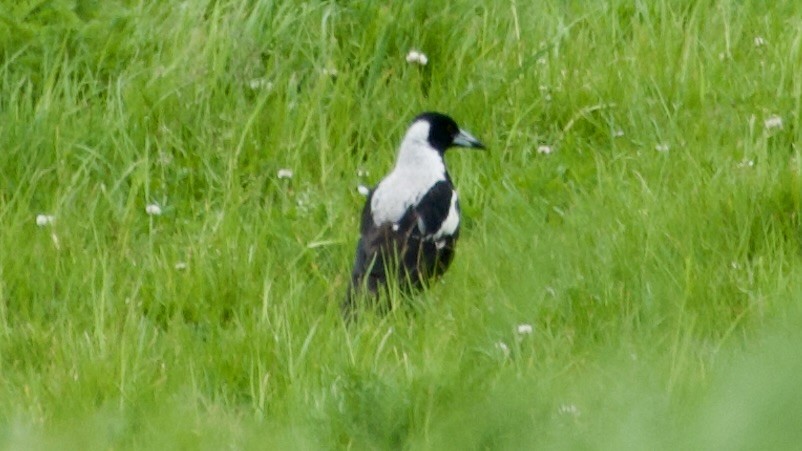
xmin=2 ymin=0 xmax=802 ymax=449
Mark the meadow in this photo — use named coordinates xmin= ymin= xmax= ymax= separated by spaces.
xmin=2 ymin=0 xmax=802 ymax=448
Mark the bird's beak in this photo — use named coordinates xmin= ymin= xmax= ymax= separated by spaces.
xmin=453 ymin=129 xmax=486 ymax=150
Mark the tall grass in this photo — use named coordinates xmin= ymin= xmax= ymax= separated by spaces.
xmin=1 ymin=0 xmax=802 ymax=448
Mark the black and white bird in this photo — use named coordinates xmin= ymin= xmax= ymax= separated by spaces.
xmin=344 ymin=112 xmax=485 ymax=314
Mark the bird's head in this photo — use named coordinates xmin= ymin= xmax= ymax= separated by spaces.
xmin=406 ymin=112 xmax=486 ymax=154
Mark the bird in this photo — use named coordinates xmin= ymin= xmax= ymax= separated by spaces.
xmin=344 ymin=112 xmax=485 ymax=316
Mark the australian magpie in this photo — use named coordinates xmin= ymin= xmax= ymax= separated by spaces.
xmin=344 ymin=112 xmax=485 ymax=315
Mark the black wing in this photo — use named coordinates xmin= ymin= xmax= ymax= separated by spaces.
xmin=414 ymin=180 xmax=459 ymax=239
xmin=408 ymin=180 xmax=459 ymax=281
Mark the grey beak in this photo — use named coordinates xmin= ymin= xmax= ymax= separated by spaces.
xmin=453 ymin=129 xmax=486 ymax=150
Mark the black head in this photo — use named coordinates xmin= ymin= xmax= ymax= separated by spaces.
xmin=412 ymin=112 xmax=486 ymax=153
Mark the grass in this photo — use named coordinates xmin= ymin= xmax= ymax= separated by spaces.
xmin=1 ymin=0 xmax=802 ymax=448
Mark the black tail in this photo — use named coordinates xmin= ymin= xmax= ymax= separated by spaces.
xmin=342 ymin=236 xmax=383 ymax=320
xmin=342 ymin=253 xmax=387 ymax=321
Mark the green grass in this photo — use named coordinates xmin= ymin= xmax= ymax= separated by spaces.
xmin=2 ymin=0 xmax=802 ymax=448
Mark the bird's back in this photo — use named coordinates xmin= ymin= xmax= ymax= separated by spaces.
xmin=344 ymin=178 xmax=460 ymax=314
xmin=342 ymin=111 xmax=483 ymax=318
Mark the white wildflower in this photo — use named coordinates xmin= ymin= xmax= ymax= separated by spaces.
xmin=295 ymin=191 xmax=310 ymax=210
xmin=655 ymin=143 xmax=670 ymax=153
xmin=405 ymin=50 xmax=428 ymax=66
xmin=516 ymin=324 xmax=533 ymax=335
xmin=357 ymin=184 xmax=370 ymax=196
xmin=277 ymin=168 xmax=294 ymax=179
xmin=558 ymin=404 xmax=580 ymax=417
xmin=737 ymin=159 xmax=755 ymax=168
xmin=158 ymin=151 xmax=173 ymax=166
xmin=145 ymin=204 xmax=162 ymax=216
xmin=537 ymin=145 xmax=553 ymax=155
xmin=538 ymin=85 xmax=552 ymax=101
xmin=613 ymin=129 xmax=624 ymax=138
xmin=35 ymin=214 xmax=55 ymax=227
xmin=496 ymin=341 xmax=510 ymax=357
xmin=754 ymin=36 xmax=766 ymax=47
xmin=174 ymin=262 xmax=188 ymax=271
xmin=247 ymin=77 xmax=274 ymax=91
xmin=764 ymin=115 xmax=783 ymax=130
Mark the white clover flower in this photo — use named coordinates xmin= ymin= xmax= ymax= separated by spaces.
xmin=357 ymin=184 xmax=370 ymax=196
xmin=174 ymin=262 xmax=188 ymax=271
xmin=247 ymin=77 xmax=274 ymax=91
xmin=754 ymin=36 xmax=766 ymax=47
xmin=557 ymin=404 xmax=580 ymax=417
xmin=405 ymin=50 xmax=428 ymax=66
xmin=145 ymin=204 xmax=162 ymax=216
xmin=277 ymin=168 xmax=294 ymax=179
xmin=538 ymin=85 xmax=553 ymax=102
xmin=613 ymin=129 xmax=624 ymax=138
xmin=516 ymin=324 xmax=533 ymax=335
xmin=655 ymin=143 xmax=670 ymax=153
xmin=537 ymin=145 xmax=553 ymax=155
xmin=764 ymin=115 xmax=783 ymax=130
xmin=158 ymin=151 xmax=173 ymax=166
xmin=35 ymin=214 xmax=55 ymax=227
